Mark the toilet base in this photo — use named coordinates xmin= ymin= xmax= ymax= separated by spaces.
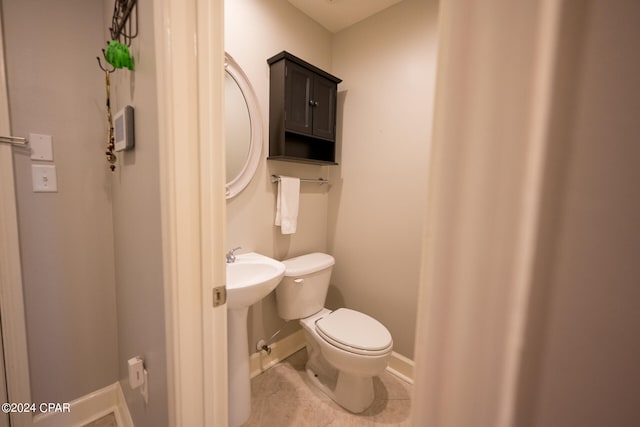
xmin=298 ymin=309 xmax=388 ymax=414
xmin=305 ymin=363 xmax=375 ymax=413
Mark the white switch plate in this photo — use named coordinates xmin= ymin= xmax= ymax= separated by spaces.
xmin=29 ymin=133 xmax=53 ymax=161
xmin=32 ymin=164 xmax=57 ymax=192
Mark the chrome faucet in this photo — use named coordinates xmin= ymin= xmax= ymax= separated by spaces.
xmin=226 ymin=246 xmax=242 ymax=263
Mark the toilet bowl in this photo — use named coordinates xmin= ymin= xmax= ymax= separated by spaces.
xmin=275 ymin=253 xmax=393 ymax=413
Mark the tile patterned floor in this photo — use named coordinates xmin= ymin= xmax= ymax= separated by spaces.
xmin=241 ymin=348 xmax=412 ymax=426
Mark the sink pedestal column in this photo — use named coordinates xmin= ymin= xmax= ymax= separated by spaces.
xmin=228 ymin=306 xmax=251 ymax=427
xmin=224 ymin=252 xmax=285 ymax=426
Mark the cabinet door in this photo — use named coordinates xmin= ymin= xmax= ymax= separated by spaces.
xmin=312 ymin=75 xmax=337 ymax=140
xmin=285 ymin=62 xmax=313 ymax=135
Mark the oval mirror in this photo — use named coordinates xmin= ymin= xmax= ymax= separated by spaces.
xmin=225 ymin=53 xmax=263 ymax=199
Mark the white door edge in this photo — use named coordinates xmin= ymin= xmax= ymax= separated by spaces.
xmin=154 ymin=0 xmax=227 ymax=426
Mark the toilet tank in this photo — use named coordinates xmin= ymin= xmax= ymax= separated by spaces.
xmin=275 ymin=253 xmax=335 ymax=320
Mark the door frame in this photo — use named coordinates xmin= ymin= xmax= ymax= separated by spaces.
xmin=156 ymin=0 xmax=565 ymax=424
xmin=154 ymin=0 xmax=227 ymax=425
xmin=0 ymin=5 xmax=34 ymax=426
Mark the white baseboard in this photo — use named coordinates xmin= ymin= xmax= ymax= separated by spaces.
xmin=113 ymin=382 xmax=134 ymax=427
xmin=387 ymin=351 xmax=415 ymax=384
xmin=32 ymin=382 xmax=133 ymax=427
xmin=250 ymin=328 xmax=415 ymax=384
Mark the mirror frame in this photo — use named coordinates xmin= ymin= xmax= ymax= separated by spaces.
xmin=225 ymin=53 xmax=263 ymax=199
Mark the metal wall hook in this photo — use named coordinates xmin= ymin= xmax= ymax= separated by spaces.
xmin=96 ymin=0 xmax=138 ymax=169
xmin=110 ymin=0 xmax=138 ymax=46
xmin=96 ymin=51 xmax=115 ymax=73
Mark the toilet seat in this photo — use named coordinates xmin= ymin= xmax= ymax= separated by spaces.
xmin=315 ymin=308 xmax=392 ymax=356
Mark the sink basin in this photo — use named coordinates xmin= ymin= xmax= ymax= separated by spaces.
xmin=226 ymin=252 xmax=285 ymax=309
xmin=225 ymin=252 xmax=285 ymax=426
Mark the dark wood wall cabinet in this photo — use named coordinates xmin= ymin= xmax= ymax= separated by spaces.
xmin=267 ymin=51 xmax=342 ymax=165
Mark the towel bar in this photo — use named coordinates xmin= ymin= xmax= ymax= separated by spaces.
xmin=0 ymin=136 xmax=28 ymax=146
xmin=271 ymin=174 xmax=328 ymax=185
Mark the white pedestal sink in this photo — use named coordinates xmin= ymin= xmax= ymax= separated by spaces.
xmin=226 ymin=252 xmax=285 ymax=427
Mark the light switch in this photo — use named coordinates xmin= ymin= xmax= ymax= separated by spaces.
xmin=30 ymin=133 xmax=53 ymax=161
xmin=32 ymin=164 xmax=57 ymax=192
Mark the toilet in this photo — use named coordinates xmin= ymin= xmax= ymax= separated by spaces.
xmin=275 ymin=252 xmax=393 ymax=413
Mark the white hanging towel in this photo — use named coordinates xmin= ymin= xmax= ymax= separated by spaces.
xmin=275 ymin=176 xmax=300 ymax=234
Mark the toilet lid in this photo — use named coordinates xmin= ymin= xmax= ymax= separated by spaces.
xmin=315 ymin=308 xmax=392 ymax=356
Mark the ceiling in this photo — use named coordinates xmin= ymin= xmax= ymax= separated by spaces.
xmin=287 ymin=0 xmax=405 ymax=33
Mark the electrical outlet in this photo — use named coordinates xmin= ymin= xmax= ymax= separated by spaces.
xmin=128 ymin=356 xmax=145 ymax=389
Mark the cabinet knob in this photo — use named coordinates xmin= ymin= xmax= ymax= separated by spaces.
xmin=309 ymin=100 xmax=319 ymax=107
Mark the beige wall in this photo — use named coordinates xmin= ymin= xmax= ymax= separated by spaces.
xmin=3 ymin=0 xmax=118 ymax=404
xmin=329 ymin=0 xmax=438 ymax=358
xmin=226 ymin=0 xmax=437 ymax=358
xmin=225 ymin=0 xmax=334 ymax=349
xmin=105 ymin=0 xmax=169 ymax=425
xmin=517 ymin=1 xmax=640 ymax=425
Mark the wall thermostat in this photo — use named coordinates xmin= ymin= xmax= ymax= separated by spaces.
xmin=114 ymin=105 xmax=135 ymax=151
